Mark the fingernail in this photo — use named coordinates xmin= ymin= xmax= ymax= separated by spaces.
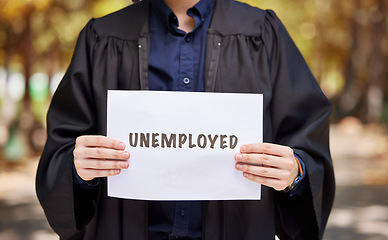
xmin=121 ymin=162 xmax=128 ymax=168
xmin=240 ymin=145 xmax=246 ymax=152
xmin=123 ymin=152 xmax=130 ymax=158
xmin=119 ymin=143 xmax=126 ymax=149
xmin=236 ymin=163 xmax=242 ymax=170
xmin=235 ymin=153 xmax=242 ymax=161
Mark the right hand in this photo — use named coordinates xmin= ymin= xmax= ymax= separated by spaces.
xmin=73 ymin=135 xmax=130 ymax=181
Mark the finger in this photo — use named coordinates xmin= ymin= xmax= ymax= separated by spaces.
xmin=235 ymin=153 xmax=284 ymax=168
xmin=236 ymin=162 xmax=296 ymax=189
xmin=76 ymin=135 xmax=126 ymax=150
xmin=75 ymin=158 xmax=129 ymax=170
xmin=242 ymin=172 xmax=287 ymax=191
xmin=77 ymin=168 xmax=122 ymax=181
xmin=240 ymin=143 xmax=293 ymax=157
xmin=235 ymin=163 xmax=281 ymax=179
xmin=74 ymin=147 xmax=130 ymax=160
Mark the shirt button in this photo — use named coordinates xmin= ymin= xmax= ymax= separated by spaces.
xmin=179 ymin=209 xmax=185 ymax=216
xmin=185 ymin=36 xmax=190 ymax=42
xmin=183 ymin=77 xmax=190 ymax=85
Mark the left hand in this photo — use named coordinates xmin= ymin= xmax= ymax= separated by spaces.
xmin=235 ymin=143 xmax=299 ymax=191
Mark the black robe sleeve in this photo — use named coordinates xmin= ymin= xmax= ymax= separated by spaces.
xmin=263 ymin=10 xmax=335 ymax=240
xmin=36 ymin=19 xmax=100 ymax=239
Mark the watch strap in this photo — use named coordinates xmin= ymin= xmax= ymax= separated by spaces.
xmin=283 ymin=156 xmax=304 ymax=193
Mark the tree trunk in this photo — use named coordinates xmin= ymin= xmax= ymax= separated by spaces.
xmin=365 ymin=0 xmax=387 ymax=123
xmin=22 ymin=11 xmax=33 ymax=114
xmin=335 ymin=0 xmax=363 ymax=120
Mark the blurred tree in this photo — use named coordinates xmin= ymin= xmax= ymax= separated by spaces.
xmin=328 ymin=0 xmax=387 ymax=123
xmin=0 ymin=0 xmax=52 ymax=111
xmin=0 ymin=0 xmax=130 ymax=158
xmin=246 ymin=0 xmax=388 ymax=124
xmin=0 ymin=0 xmax=131 ymax=90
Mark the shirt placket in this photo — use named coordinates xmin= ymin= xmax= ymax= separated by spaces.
xmin=178 ymin=33 xmax=194 ymax=91
xmin=170 ymin=201 xmax=191 ymax=237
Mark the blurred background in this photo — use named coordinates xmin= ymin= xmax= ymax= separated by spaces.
xmin=0 ymin=0 xmax=387 ymax=239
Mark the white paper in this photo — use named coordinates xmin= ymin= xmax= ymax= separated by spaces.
xmin=107 ymin=91 xmax=262 ymax=200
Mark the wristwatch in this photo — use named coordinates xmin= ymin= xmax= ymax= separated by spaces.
xmin=283 ymin=156 xmax=304 ymax=193
xmin=283 ymin=174 xmax=303 ymax=192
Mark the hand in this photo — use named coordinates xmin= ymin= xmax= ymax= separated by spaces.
xmin=235 ymin=143 xmax=299 ymax=191
xmin=73 ymin=135 xmax=130 ymax=181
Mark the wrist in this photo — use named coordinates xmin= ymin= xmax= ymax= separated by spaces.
xmin=283 ymin=156 xmax=304 ymax=193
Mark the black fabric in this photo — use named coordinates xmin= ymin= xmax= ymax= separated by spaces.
xmin=36 ymin=0 xmax=335 ymax=239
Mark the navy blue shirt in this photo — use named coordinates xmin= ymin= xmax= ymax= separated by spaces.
xmin=147 ymin=0 xmax=215 ymax=239
xmin=148 ymin=0 xmax=214 ymax=92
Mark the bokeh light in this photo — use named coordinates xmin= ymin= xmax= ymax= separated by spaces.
xmin=7 ymin=72 xmax=25 ymax=102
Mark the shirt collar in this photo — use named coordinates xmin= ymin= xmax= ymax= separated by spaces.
xmin=192 ymin=0 xmax=215 ymax=23
xmin=151 ymin=0 xmax=215 ymax=33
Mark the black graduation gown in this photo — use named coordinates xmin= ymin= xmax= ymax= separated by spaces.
xmin=36 ymin=0 xmax=335 ymax=239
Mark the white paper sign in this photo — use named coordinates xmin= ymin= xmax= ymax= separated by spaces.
xmin=107 ymin=91 xmax=263 ymax=200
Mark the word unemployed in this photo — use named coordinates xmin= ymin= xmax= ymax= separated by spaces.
xmin=129 ymin=133 xmax=239 ymax=149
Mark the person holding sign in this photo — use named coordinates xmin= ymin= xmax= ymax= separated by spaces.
xmin=36 ymin=0 xmax=335 ymax=239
